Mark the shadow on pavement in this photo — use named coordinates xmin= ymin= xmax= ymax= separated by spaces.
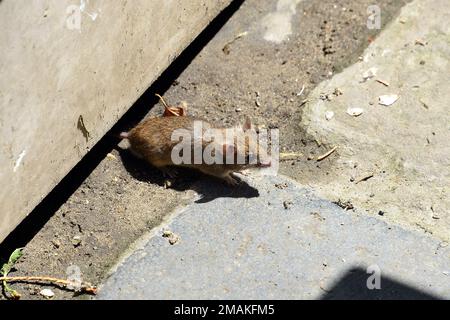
xmin=117 ymin=146 xmax=259 ymax=203
xmin=320 ymin=267 xmax=441 ymax=300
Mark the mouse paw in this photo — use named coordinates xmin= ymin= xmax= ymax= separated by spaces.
xmin=164 ymin=179 xmax=173 ymax=189
xmin=161 ymin=167 xmax=178 ymax=179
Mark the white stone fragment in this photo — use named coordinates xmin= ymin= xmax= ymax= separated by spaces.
xmin=346 ymin=107 xmax=364 ymax=117
xmin=39 ymin=289 xmax=55 ymax=299
xmin=379 ymin=94 xmax=399 ymax=106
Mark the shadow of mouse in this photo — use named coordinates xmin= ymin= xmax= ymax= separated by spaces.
xmin=115 ymin=146 xmax=259 ymax=203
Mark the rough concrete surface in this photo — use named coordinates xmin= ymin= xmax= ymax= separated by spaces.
xmin=98 ymin=175 xmax=450 ymax=300
xmin=0 ymin=0 xmax=231 ymax=243
xmin=299 ymin=0 xmax=450 ymax=241
xmin=1 ymin=0 xmax=428 ymax=300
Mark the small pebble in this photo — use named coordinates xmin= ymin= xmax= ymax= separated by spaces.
xmin=168 ymin=235 xmax=180 ymax=245
xmin=71 ymin=235 xmax=82 ymax=247
xmin=439 ymin=242 xmax=448 ymax=248
xmin=39 ymin=289 xmax=55 ymax=299
xmin=51 ymin=239 xmax=61 ymax=248
xmin=283 ymin=200 xmax=293 ymax=210
xmin=162 ymin=230 xmax=173 ymax=237
xmin=347 ymin=107 xmax=364 ymax=117
xmin=379 ymin=94 xmax=399 ymax=106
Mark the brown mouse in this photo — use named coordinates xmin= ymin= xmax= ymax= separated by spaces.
xmin=120 ymin=116 xmax=271 ymax=185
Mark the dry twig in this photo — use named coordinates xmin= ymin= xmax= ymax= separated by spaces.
xmin=355 ymin=173 xmax=374 ymax=184
xmin=317 ymin=146 xmax=337 ymax=161
xmin=0 ymin=276 xmax=97 ymax=295
xmin=375 ymin=79 xmax=390 ymax=87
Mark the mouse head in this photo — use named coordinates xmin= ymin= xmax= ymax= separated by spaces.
xmin=221 ymin=117 xmax=272 ymax=169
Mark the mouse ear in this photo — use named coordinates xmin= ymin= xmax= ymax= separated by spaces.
xmin=242 ymin=116 xmax=252 ymax=132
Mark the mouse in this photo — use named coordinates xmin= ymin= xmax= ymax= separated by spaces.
xmin=120 ymin=116 xmax=272 ymax=185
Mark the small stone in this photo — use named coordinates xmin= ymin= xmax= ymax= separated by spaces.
xmin=106 ymin=153 xmax=117 ymax=160
xmin=275 ymin=183 xmax=288 ymax=189
xmin=162 ymin=230 xmax=173 ymax=237
xmin=378 ymin=210 xmax=385 ymax=216
xmin=39 ymin=289 xmax=54 ymax=299
xmin=333 ymin=199 xmax=354 ymax=210
xmin=438 ymin=242 xmax=448 ymax=248
xmin=347 ymin=107 xmax=364 ymax=117
xmin=283 ymin=200 xmax=293 ymax=210
xmin=168 ymin=235 xmax=180 ymax=245
xmin=379 ymin=94 xmax=399 ymax=106
xmin=333 ymin=88 xmax=343 ymax=96
xmin=51 ymin=239 xmax=61 ymax=248
xmin=71 ymin=235 xmax=82 ymax=247
xmin=162 ymin=230 xmax=179 ymax=245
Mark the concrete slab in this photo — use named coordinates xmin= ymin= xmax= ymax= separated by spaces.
xmin=97 ymin=174 xmax=449 ymax=299
xmin=0 ymin=0 xmax=231 ymax=243
xmin=299 ymin=0 xmax=450 ymax=241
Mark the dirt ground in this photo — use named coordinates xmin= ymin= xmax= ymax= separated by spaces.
xmin=0 ymin=0 xmax=409 ymax=300
xmin=298 ymin=0 xmax=450 ymax=242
